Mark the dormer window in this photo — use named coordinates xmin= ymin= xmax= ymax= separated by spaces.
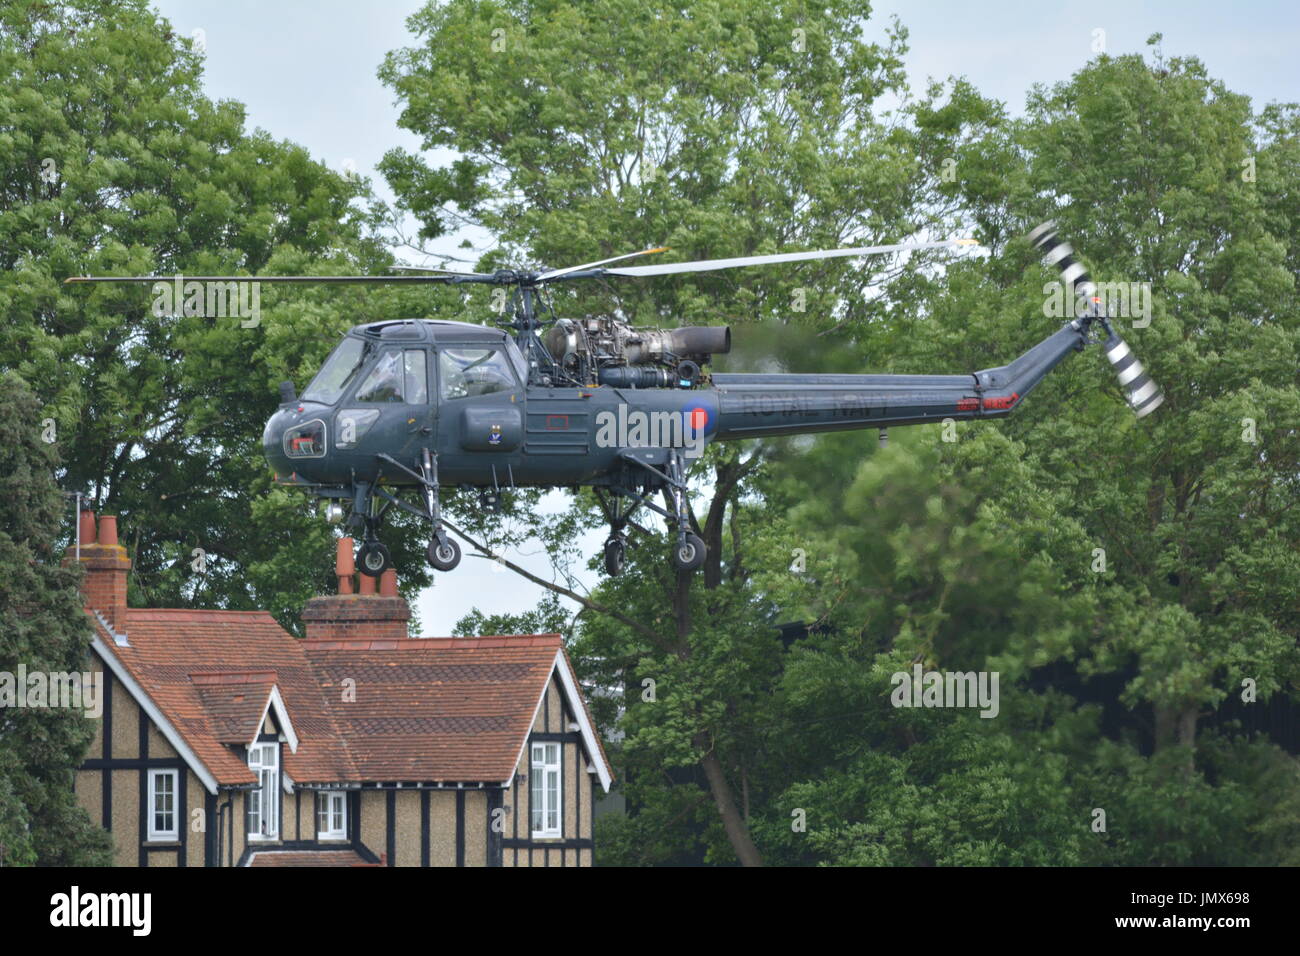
xmin=247 ymin=742 xmax=280 ymax=840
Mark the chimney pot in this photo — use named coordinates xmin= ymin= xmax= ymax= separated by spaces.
xmin=379 ymin=569 xmax=398 ymax=597
xmin=336 ymin=538 xmax=355 ymax=576
xmin=78 ymin=509 xmax=97 ymax=545
xmin=358 ymin=573 xmax=376 ymax=596
xmin=336 ymin=538 xmax=356 ymax=594
xmin=97 ymin=515 xmax=119 ymax=547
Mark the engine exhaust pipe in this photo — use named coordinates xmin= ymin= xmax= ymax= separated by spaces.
xmin=1028 ymin=220 xmax=1163 ymax=418
xmin=670 ymin=326 xmax=731 ymax=357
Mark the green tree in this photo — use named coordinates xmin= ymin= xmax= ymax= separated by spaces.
xmin=753 ymin=45 xmax=1300 ymax=866
xmin=0 ymin=372 xmax=113 ymax=866
xmin=0 ymin=0 xmax=453 ymax=629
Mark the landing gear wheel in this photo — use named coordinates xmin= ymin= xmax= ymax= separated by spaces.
xmin=603 ymin=536 xmax=626 ymax=577
xmin=358 ymin=541 xmax=391 ymax=577
xmin=671 ymin=533 xmax=706 ymax=572
xmin=427 ymin=536 xmax=461 ymax=571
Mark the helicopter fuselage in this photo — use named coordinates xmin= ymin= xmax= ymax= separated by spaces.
xmin=261 ymin=316 xmax=1086 ymax=496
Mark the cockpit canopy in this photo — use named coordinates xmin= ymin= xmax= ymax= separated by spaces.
xmin=299 ymin=321 xmax=527 ymax=406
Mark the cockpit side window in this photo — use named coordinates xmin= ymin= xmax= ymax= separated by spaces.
xmin=353 ymin=348 xmax=430 ymax=404
xmin=355 ymin=349 xmax=405 ymax=402
xmin=438 ymin=348 xmax=517 ymax=400
xmin=301 ymin=337 xmax=369 ymax=405
xmin=404 ymin=350 xmax=428 ymax=404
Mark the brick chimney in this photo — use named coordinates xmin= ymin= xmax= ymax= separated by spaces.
xmin=302 ymin=537 xmax=411 ymax=643
xmin=68 ymin=510 xmax=132 ymax=630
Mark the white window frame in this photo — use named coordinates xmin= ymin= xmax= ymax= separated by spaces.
xmin=530 ymin=742 xmax=562 ymax=839
xmin=247 ymin=741 xmax=280 ymax=841
xmin=316 ymin=790 xmax=348 ymax=841
xmin=146 ymin=769 xmax=179 ymax=841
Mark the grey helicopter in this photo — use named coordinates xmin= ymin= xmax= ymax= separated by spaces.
xmin=66 ymin=221 xmax=1161 ymax=578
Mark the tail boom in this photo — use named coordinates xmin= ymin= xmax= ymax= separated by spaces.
xmin=711 ymin=320 xmax=1090 ymax=441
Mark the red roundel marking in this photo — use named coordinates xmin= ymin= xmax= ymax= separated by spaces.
xmin=690 ymin=408 xmax=708 ymax=431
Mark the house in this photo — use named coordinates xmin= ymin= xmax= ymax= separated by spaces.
xmin=69 ymin=511 xmax=612 ymax=867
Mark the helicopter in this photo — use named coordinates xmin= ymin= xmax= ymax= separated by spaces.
xmin=65 ymin=221 xmax=1161 ymax=578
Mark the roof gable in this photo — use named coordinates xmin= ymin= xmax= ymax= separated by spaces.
xmin=190 ymin=671 xmax=300 ymax=754
xmin=89 ymin=609 xmax=356 ymax=789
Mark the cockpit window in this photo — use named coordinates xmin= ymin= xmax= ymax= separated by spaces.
xmin=353 ymin=348 xmax=430 ymax=403
xmin=439 ymin=348 xmax=517 ymax=400
xmin=301 ymin=337 xmax=368 ymax=405
xmin=353 ymin=349 xmax=403 ymax=402
xmin=404 ymin=350 xmax=428 ymax=404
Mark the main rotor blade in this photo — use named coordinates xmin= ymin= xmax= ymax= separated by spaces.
xmin=63 ymin=273 xmax=497 ymax=286
xmin=536 ymin=246 xmax=670 ymax=282
xmin=594 ymin=238 xmax=980 ymax=278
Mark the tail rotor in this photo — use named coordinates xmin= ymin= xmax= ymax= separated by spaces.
xmin=1028 ymin=221 xmax=1164 ymax=418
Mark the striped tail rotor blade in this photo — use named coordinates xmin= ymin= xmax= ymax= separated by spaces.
xmin=1103 ymin=330 xmax=1164 ymax=418
xmin=1028 ymin=220 xmax=1097 ymax=304
xmin=1028 ymin=221 xmax=1163 ymax=419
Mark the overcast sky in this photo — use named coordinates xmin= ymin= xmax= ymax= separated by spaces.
xmin=148 ymin=0 xmax=1298 ymax=634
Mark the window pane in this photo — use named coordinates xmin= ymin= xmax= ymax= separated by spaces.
xmin=404 ymin=350 xmax=428 ymax=404
xmin=355 ymin=350 xmax=404 ymax=402
xmin=302 ymin=337 xmax=368 ymax=405
xmin=531 ymin=769 xmax=543 ymax=831
xmin=439 ymin=349 xmax=516 ymax=400
xmin=547 ymin=768 xmax=558 ymax=830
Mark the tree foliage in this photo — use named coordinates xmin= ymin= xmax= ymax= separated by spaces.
xmin=0 ymin=372 xmax=113 ymax=865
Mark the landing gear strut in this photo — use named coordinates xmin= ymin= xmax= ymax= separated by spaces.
xmin=666 ymin=451 xmax=706 ymax=572
xmin=420 ymin=447 xmax=460 ymax=572
xmin=353 ymin=483 xmax=392 ymax=578
xmin=595 ymin=488 xmax=633 ymax=578
xmin=599 ymin=451 xmax=707 ymax=576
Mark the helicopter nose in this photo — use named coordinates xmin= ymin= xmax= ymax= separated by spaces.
xmin=262 ymin=408 xmax=294 ymax=479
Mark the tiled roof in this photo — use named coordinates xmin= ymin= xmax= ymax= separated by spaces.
xmin=88 ymin=610 xmax=608 ymax=789
xmin=92 ymin=609 xmax=356 ymax=787
xmin=303 ymin=635 xmax=563 ymax=782
xmin=247 ymin=849 xmax=370 ymax=867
